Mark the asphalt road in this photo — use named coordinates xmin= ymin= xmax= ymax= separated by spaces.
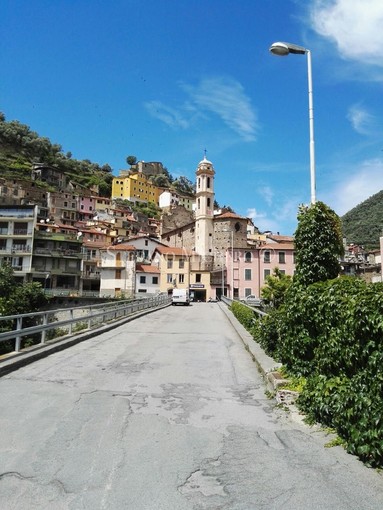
xmin=1 ymin=302 xmax=383 ymax=510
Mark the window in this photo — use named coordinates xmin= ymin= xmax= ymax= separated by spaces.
xmin=279 ymin=252 xmax=286 ymax=264
xmin=179 ymin=274 xmax=185 ymax=283
xmin=152 ymin=276 xmax=158 ymax=284
xmin=264 ymin=250 xmax=271 ymax=263
xmin=167 ymin=259 xmax=173 ymax=269
xmin=145 ymin=240 xmax=148 ymax=246
xmin=179 ymin=259 xmax=185 ymax=269
xmin=279 ymin=269 xmax=286 ymax=275
xmin=207 ymin=198 xmax=211 ymax=207
xmin=196 ymin=273 xmax=201 ymax=283
xmin=116 ymin=269 xmax=122 ymax=279
xmin=245 ymin=268 xmax=252 ymax=280
xmin=264 ymin=269 xmax=271 ymax=279
xmin=207 ymin=177 xmax=210 ymax=188
xmin=140 ymin=276 xmax=146 ymax=284
xmin=245 ymin=251 xmax=252 ymax=263
xmin=245 ymin=288 xmax=252 ymax=297
xmin=167 ymin=274 xmax=173 ymax=283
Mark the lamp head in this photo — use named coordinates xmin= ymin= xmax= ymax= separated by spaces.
xmin=269 ymin=41 xmax=307 ymax=56
xmin=269 ymin=42 xmax=290 ymax=56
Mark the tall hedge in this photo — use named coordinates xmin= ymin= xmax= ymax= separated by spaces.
xmin=252 ymin=277 xmax=383 ymax=467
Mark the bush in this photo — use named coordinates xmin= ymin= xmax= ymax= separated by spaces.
xmin=231 ymin=276 xmax=383 ymax=468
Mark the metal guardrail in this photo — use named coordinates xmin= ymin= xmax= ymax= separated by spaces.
xmin=222 ymin=296 xmax=268 ymax=317
xmin=0 ymin=294 xmax=171 ymax=353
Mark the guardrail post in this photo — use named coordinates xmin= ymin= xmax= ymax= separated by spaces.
xmin=41 ymin=313 xmax=48 ymax=344
xmin=15 ymin=316 xmax=22 ymax=352
xmin=69 ymin=309 xmax=74 ymax=335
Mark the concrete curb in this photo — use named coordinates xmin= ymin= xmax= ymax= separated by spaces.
xmin=218 ymin=302 xmax=287 ymax=394
xmin=0 ymin=302 xmax=170 ymax=377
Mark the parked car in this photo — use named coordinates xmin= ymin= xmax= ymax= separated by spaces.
xmin=239 ymin=295 xmax=262 ymax=307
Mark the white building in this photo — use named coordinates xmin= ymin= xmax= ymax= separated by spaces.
xmin=135 ymin=264 xmax=160 ymax=294
xmin=99 ymin=243 xmax=136 ymax=297
xmin=0 ymin=205 xmax=37 ymax=283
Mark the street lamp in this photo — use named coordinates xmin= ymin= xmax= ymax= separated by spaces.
xmin=269 ymin=41 xmax=316 ymax=204
xmin=222 ymin=229 xmax=234 ymax=299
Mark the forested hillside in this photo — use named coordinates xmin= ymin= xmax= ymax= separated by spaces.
xmin=0 ymin=112 xmax=114 ymax=196
xmin=341 ymin=190 xmax=383 ymax=249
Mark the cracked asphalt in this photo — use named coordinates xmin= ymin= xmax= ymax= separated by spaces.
xmin=1 ymin=302 xmax=383 ymax=509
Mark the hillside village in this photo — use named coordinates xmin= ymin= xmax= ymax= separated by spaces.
xmin=0 ymin=155 xmax=381 ymax=301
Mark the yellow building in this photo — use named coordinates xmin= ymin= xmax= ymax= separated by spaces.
xmin=112 ymin=171 xmax=160 ymax=205
xmin=152 ymin=245 xmax=193 ymax=294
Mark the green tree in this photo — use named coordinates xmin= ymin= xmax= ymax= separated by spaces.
xmin=126 ymin=155 xmax=137 ymax=166
xmin=261 ymin=267 xmax=292 ymax=308
xmin=150 ymin=173 xmax=171 ymax=188
xmin=171 ymin=176 xmax=195 ymax=196
xmin=294 ymin=201 xmax=344 ymax=286
xmin=0 ymin=264 xmax=48 ymax=316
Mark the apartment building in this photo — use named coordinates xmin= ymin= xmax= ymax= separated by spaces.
xmin=99 ymin=243 xmax=136 ymax=297
xmin=32 ymin=223 xmax=83 ymax=293
xmin=112 ymin=171 xmax=160 ymax=205
xmin=0 ymin=205 xmax=37 ymax=283
xmin=151 ymin=246 xmax=193 ymax=294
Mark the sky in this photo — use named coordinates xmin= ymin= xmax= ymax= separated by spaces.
xmin=1 ymin=0 xmax=383 ymax=235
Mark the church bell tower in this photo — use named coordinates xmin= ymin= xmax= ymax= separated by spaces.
xmin=195 ymin=154 xmax=215 ymax=268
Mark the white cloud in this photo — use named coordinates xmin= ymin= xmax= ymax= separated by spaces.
xmin=144 ymin=101 xmax=190 ymax=130
xmin=347 ymin=104 xmax=375 ymax=135
xmin=258 ymin=186 xmax=274 ymax=206
xmin=310 ymin=0 xmax=383 ymax=67
xmin=247 ymin=207 xmax=266 ymax=220
xmin=145 ymin=76 xmax=258 ymax=141
xmin=325 ymin=158 xmax=383 ymax=215
xmin=182 ymin=77 xmax=258 ymax=141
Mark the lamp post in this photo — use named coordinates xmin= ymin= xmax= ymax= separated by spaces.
xmin=269 ymin=41 xmax=316 ymax=204
xmin=222 ymin=229 xmax=234 ymax=299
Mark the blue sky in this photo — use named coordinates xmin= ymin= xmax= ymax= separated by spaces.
xmin=1 ymin=0 xmax=383 ymax=235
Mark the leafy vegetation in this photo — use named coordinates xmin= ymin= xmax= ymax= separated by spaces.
xmin=294 ymin=201 xmax=344 ymax=286
xmin=0 ymin=265 xmax=49 ymax=354
xmin=261 ymin=267 xmax=292 ymax=309
xmin=231 ymin=202 xmax=383 ymax=468
xmin=0 ymin=113 xmax=113 ymax=196
xmin=341 ymin=189 xmax=383 ymax=249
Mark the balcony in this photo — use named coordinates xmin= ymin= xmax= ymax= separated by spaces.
xmin=34 ymin=231 xmax=82 ymax=242
xmin=12 ymin=245 xmax=32 ymax=253
xmin=81 ymin=271 xmax=101 ymax=279
xmin=13 ymin=229 xmax=31 ymax=235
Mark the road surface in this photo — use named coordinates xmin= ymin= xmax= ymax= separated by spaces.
xmin=1 ymin=302 xmax=382 ymax=509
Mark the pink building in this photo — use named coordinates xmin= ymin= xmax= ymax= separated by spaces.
xmin=78 ymin=196 xmax=96 ymax=221
xmin=225 ymin=239 xmax=295 ymax=299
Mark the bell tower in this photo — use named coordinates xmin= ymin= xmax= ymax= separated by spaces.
xmin=195 ymin=154 xmax=215 ymax=267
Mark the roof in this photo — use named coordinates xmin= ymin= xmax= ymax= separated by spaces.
xmin=262 ymin=243 xmax=295 ymax=250
xmin=82 ymin=240 xmax=109 ymax=248
xmin=154 ymin=246 xmax=193 ymax=256
xmin=136 ymin=264 xmax=160 ymax=273
xmin=266 ymin=234 xmax=294 ymax=243
xmin=106 ymin=243 xmax=136 ymax=251
xmin=215 ymin=211 xmax=245 ymax=220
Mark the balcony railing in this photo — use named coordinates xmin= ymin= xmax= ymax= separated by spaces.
xmin=13 ymin=229 xmax=31 ymax=235
xmin=81 ymin=271 xmax=101 ymax=279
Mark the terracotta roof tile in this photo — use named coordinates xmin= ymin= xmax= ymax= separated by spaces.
xmin=136 ymin=264 xmax=160 ymax=273
xmin=154 ymin=246 xmax=193 ymax=256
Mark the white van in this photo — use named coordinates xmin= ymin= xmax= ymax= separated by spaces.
xmin=172 ymin=289 xmax=190 ymax=306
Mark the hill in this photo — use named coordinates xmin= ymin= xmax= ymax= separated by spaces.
xmin=341 ymin=190 xmax=383 ymax=249
xmin=0 ymin=112 xmax=114 ymax=196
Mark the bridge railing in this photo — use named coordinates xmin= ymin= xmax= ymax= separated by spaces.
xmin=221 ymin=296 xmax=268 ymax=317
xmin=0 ymin=294 xmax=171 ymax=353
